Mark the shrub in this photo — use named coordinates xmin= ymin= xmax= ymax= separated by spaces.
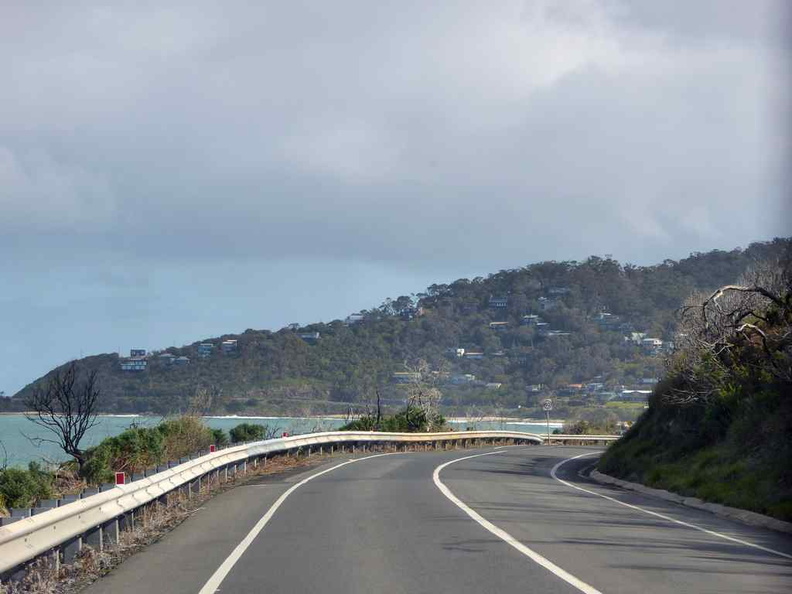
xmin=341 ymin=408 xmax=446 ymax=433
xmin=0 ymin=462 xmax=54 ymax=509
xmin=82 ymin=416 xmax=214 ymax=484
xmin=157 ymin=416 xmax=214 ymax=460
xmin=211 ymin=428 xmax=229 ymax=447
xmin=229 ymin=423 xmax=268 ymax=443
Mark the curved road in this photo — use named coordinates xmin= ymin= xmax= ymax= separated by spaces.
xmin=86 ymin=446 xmax=792 ymax=593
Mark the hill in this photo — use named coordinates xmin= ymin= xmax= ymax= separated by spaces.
xmin=598 ymin=249 xmax=792 ymax=520
xmin=5 ymin=238 xmax=790 ymax=418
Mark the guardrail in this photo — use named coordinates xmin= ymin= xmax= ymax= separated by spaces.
xmin=0 ymin=429 xmax=619 ymax=579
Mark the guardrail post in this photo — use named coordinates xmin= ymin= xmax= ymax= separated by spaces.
xmin=83 ymin=524 xmax=103 ymax=551
xmin=102 ymin=517 xmax=120 ymax=547
xmin=61 ymin=535 xmax=82 ymax=564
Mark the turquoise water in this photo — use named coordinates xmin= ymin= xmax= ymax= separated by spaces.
xmin=0 ymin=415 xmax=558 ymax=468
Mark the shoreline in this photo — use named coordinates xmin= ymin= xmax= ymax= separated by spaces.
xmin=1 ymin=412 xmax=567 ymax=424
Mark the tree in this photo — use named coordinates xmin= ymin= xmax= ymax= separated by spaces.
xmin=403 ymin=360 xmax=445 ymax=431
xmin=667 ymin=255 xmax=792 ymax=405
xmin=24 ymin=361 xmax=100 ymax=473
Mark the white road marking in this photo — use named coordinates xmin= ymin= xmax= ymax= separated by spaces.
xmin=551 ymin=452 xmax=792 ymax=561
xmin=199 ymin=452 xmax=399 ymax=593
xmin=433 ymin=450 xmax=604 ymax=594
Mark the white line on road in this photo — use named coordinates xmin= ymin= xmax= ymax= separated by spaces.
xmin=551 ymin=452 xmax=792 ymax=561
xmin=199 ymin=452 xmax=400 ymax=594
xmin=433 ymin=450 xmax=604 ymax=594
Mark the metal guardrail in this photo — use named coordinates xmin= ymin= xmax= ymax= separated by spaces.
xmin=0 ymin=430 xmax=550 ymax=576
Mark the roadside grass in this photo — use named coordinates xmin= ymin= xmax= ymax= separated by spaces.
xmin=601 ymin=436 xmax=791 ymax=521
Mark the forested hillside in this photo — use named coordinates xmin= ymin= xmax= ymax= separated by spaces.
xmin=6 ymin=238 xmax=790 ymax=418
xmin=599 ymin=248 xmax=792 ymax=519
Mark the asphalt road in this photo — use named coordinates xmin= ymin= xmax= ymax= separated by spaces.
xmin=85 ymin=446 xmax=792 ymax=594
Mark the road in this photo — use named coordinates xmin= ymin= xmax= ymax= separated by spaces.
xmin=85 ymin=446 xmax=792 ymax=593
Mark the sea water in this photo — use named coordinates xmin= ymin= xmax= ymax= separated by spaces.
xmin=0 ymin=414 xmax=560 ymax=468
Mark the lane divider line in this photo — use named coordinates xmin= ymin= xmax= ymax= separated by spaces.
xmin=199 ymin=452 xmax=400 ymax=593
xmin=551 ymin=452 xmax=792 ymax=561
xmin=433 ymin=451 xmax=603 ymax=594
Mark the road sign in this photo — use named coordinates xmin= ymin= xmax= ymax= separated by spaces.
xmin=542 ymin=399 xmax=553 ymax=412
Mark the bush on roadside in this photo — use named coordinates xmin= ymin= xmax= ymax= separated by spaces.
xmin=341 ymin=407 xmax=446 ymax=433
xmin=211 ymin=428 xmax=229 ymax=447
xmin=229 ymin=423 xmax=268 ymax=443
xmin=0 ymin=462 xmax=55 ymax=510
xmin=82 ymin=416 xmax=215 ymax=484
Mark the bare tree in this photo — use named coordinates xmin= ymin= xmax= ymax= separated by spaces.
xmin=404 ymin=359 xmax=445 ymax=430
xmin=666 ymin=256 xmax=791 ymax=405
xmin=24 ymin=361 xmax=101 ymax=473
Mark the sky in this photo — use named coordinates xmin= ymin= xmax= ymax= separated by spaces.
xmin=2 ymin=0 xmax=790 ymax=394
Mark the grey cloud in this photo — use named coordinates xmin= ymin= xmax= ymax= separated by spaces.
xmin=1 ymin=0 xmax=789 ymax=268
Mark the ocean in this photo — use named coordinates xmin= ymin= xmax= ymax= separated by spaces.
xmin=0 ymin=414 xmax=560 ymax=468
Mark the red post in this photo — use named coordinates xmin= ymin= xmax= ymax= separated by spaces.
xmin=282 ymin=431 xmax=289 ymax=438
xmin=210 ymin=444 xmax=216 ymax=453
xmin=115 ymin=472 xmax=126 ymax=485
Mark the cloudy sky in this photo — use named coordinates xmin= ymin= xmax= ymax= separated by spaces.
xmin=2 ymin=0 xmax=789 ymax=394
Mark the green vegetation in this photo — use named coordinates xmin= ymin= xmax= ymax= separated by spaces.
xmin=341 ymin=408 xmax=446 ymax=433
xmin=0 ymin=418 xmax=272 ymax=510
xmin=599 ymin=254 xmax=792 ymax=520
xmin=3 ymin=239 xmax=789 ymax=419
xmin=229 ymin=423 xmax=274 ymax=443
xmin=81 ymin=416 xmax=215 ymax=484
xmin=0 ymin=462 xmax=54 ymax=511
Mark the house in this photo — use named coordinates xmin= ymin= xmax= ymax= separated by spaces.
xmin=617 ymin=389 xmax=652 ymax=402
xmin=345 ymin=313 xmax=365 ymax=325
xmin=595 ymin=391 xmax=618 ymax=402
xmin=399 ymin=306 xmax=424 ymax=320
xmin=392 ymin=371 xmax=421 ymax=384
xmin=174 ymin=356 xmax=190 ymax=366
xmin=463 ymin=351 xmax=484 ymax=360
xmin=538 ymin=297 xmax=558 ymax=311
xmin=197 ymin=343 xmax=214 ymax=357
xmin=449 ymin=373 xmax=476 ymax=385
xmin=221 ymin=339 xmax=238 ymax=353
xmin=159 ymin=353 xmax=177 ymax=364
xmin=445 ymin=348 xmax=465 ymax=358
xmin=485 ymin=382 xmax=502 ymax=389
xmin=527 ymin=384 xmax=544 ymax=392
xmin=298 ymin=331 xmax=320 ymax=343
xmin=521 ymin=314 xmax=541 ymax=326
xmin=130 ymin=349 xmax=146 ymax=358
xmin=488 ymin=296 xmax=508 ymax=308
xmin=593 ymin=312 xmax=621 ymax=328
xmin=626 ymin=332 xmax=646 ymax=345
xmin=544 ymin=330 xmax=571 ymax=338
xmin=489 ymin=321 xmax=509 ymax=331
xmin=641 ymin=338 xmax=663 ymax=354
xmin=120 ymin=359 xmax=147 ymax=372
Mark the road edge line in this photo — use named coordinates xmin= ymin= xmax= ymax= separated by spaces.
xmin=551 ymin=453 xmax=792 ymax=561
xmin=433 ymin=450 xmax=603 ymax=594
xmin=198 ymin=452 xmax=399 ymax=593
